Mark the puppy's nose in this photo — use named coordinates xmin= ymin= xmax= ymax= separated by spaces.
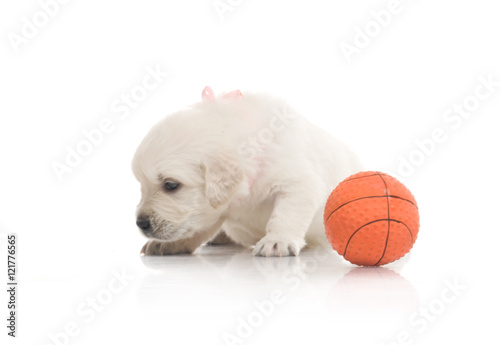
xmin=136 ymin=217 xmax=151 ymax=232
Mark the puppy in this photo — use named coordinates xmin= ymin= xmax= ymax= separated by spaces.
xmin=132 ymin=87 xmax=362 ymax=256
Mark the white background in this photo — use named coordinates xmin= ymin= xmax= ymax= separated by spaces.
xmin=1 ymin=0 xmax=499 ymax=344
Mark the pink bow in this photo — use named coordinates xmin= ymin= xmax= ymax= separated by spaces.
xmin=202 ymin=86 xmax=243 ymax=101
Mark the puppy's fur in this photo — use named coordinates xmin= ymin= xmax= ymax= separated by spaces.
xmin=132 ymin=90 xmax=361 ymax=256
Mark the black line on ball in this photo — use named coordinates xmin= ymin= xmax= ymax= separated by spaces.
xmin=344 ymin=219 xmax=388 ymax=256
xmin=325 ymin=195 xmax=418 ymax=224
xmin=375 ymin=172 xmax=390 ymax=266
xmin=343 ymin=218 xmax=413 ymax=260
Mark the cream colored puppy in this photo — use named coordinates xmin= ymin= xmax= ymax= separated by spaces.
xmin=133 ymin=87 xmax=361 ymax=256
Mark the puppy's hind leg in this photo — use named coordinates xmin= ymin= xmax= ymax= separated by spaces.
xmin=206 ymin=230 xmax=235 ymax=245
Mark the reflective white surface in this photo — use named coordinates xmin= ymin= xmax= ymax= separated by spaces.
xmin=10 ymin=234 xmax=498 ymax=345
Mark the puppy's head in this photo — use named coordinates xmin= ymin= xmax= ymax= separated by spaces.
xmin=132 ymin=112 xmax=244 ymax=241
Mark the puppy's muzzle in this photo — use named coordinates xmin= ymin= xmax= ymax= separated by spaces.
xmin=136 ymin=216 xmax=152 ymax=235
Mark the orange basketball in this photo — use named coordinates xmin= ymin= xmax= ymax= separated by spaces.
xmin=324 ymin=171 xmax=419 ymax=266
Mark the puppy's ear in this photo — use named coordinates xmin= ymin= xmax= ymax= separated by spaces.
xmin=202 ymin=154 xmax=244 ymax=209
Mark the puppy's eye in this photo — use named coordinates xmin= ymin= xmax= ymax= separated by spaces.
xmin=163 ymin=181 xmax=180 ymax=192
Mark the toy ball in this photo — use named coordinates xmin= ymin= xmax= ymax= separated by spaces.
xmin=324 ymin=171 xmax=419 ymax=266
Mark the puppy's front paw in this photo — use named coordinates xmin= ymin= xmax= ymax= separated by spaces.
xmin=252 ymin=234 xmax=305 ymax=257
xmin=141 ymin=240 xmax=194 ymax=255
